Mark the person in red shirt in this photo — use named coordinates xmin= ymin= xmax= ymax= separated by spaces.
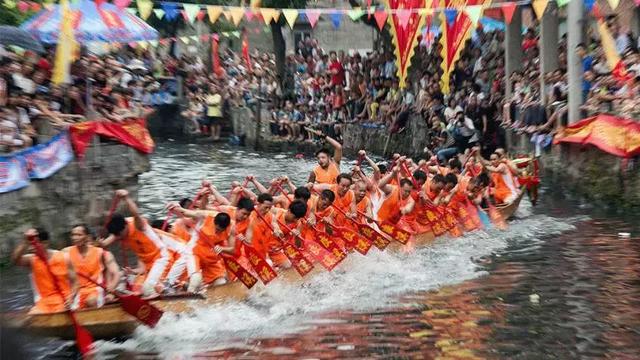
xmin=329 ymin=51 xmax=345 ymax=87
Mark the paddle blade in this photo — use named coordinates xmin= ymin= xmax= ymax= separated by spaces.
xmin=222 ymin=256 xmax=258 ymax=289
xmin=315 ymin=232 xmax=347 ymax=260
xmin=338 ymin=226 xmax=372 ymax=255
xmin=69 ymin=314 xmax=93 ymax=355
xmin=371 ymin=230 xmax=391 ymax=250
xmin=379 ymin=221 xmax=411 ymax=244
xmin=243 ymin=244 xmax=278 ymax=285
xmin=119 ymin=294 xmax=164 ymax=327
xmin=283 ymin=242 xmax=315 ymax=276
xmin=303 ymin=237 xmax=342 ymax=271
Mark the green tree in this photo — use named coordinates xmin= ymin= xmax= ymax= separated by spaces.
xmin=0 ymin=1 xmax=43 ymax=26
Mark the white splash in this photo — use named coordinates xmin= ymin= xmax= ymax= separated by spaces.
xmin=94 ymin=201 xmax=582 ymax=358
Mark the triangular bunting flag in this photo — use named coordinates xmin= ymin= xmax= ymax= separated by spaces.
xmin=348 ymin=8 xmax=364 ymax=21
xmin=128 ymin=41 xmax=137 ymax=48
xmin=584 ymin=0 xmax=595 ymax=11
xmin=207 ymin=6 xmax=222 ymax=24
xmin=532 ymin=0 xmax=549 ymax=19
xmin=138 ymin=41 xmax=149 ymax=50
xmin=149 ymin=40 xmax=158 ymax=47
xmin=182 ymin=3 xmax=200 ymax=23
xmin=282 ymin=9 xmax=298 ymax=28
xmin=501 ymin=2 xmax=517 ymax=24
xmin=43 ymin=3 xmax=53 ymax=9
xmin=161 ymin=2 xmax=179 ymax=20
xmin=465 ymin=5 xmax=483 ymax=27
xmin=3 ymin=0 xmax=16 ymax=9
xmin=556 ymin=0 xmax=570 ymax=6
xmin=114 ymin=0 xmax=130 ymax=9
xmin=374 ymin=9 xmax=387 ymax=30
xmin=153 ymin=8 xmax=164 ymax=19
xmin=136 ymin=0 xmax=152 ymax=20
xmin=397 ymin=9 xmax=411 ymax=28
xmin=329 ymin=12 xmax=342 ymax=29
xmin=126 ymin=7 xmax=137 ymax=15
xmin=261 ymin=8 xmax=280 ymax=25
xmin=233 ymin=31 xmax=241 ymax=38
xmin=225 ymin=7 xmax=244 ymax=26
xmin=444 ymin=8 xmax=457 ymax=26
xmin=418 ymin=8 xmax=433 ymax=16
xmin=607 ymin=0 xmax=620 ymax=9
xmin=179 ymin=36 xmax=189 ymax=44
xmin=245 ymin=10 xmax=256 ymax=21
xmin=304 ymin=10 xmax=321 ymax=28
xmin=189 ymin=35 xmax=198 ymax=42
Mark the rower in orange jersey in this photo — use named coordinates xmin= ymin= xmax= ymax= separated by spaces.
xmin=354 ymin=181 xmax=373 ymax=223
xmin=12 ymin=228 xmax=79 ymax=314
xmin=63 ymin=224 xmax=121 ymax=309
xmin=268 ymin=200 xmax=308 ymax=268
xmin=304 ymin=189 xmax=337 ymax=241
xmin=308 ymin=133 xmax=342 ymax=184
xmin=102 ymin=189 xmax=193 ymax=297
xmin=274 ymin=183 xmax=312 ymax=210
xmin=312 ymin=173 xmax=357 ymax=228
xmin=166 ymin=198 xmax=255 ymax=287
xmin=190 ymin=212 xmax=237 ymax=289
xmin=482 ymin=152 xmax=520 ymax=205
xmin=377 ymin=163 xmax=401 ymax=223
xmin=395 ymin=178 xmax=419 ymax=234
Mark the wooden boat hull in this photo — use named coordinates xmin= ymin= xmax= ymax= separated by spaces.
xmin=3 ymin=191 xmax=524 ymax=340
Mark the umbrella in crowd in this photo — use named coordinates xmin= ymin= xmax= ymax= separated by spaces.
xmin=0 ymin=25 xmax=45 ymax=53
xmin=20 ymin=0 xmax=158 ymax=44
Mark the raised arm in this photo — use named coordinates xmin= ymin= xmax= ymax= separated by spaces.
xmin=326 ymin=135 xmax=342 ymax=165
xmin=12 ymin=229 xmax=36 ymax=267
xmin=115 ymin=189 xmax=145 ymax=231
xmin=378 ymin=165 xmax=400 ymax=195
xmin=247 ymin=175 xmax=269 ymax=194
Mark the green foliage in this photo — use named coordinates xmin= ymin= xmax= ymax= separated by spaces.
xmin=0 ymin=2 xmax=42 ymax=26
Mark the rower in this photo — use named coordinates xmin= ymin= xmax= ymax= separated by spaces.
xmin=482 ymin=153 xmax=520 ymax=205
xmin=245 ymin=193 xmax=294 ymax=268
xmin=63 ymin=224 xmax=120 ymax=309
xmin=270 ymin=200 xmax=308 ymax=267
xmin=305 ymin=189 xmax=337 ymax=236
xmin=395 ymin=178 xmax=418 ymax=234
xmin=190 ymin=212 xmax=237 ymax=289
xmin=377 ymin=164 xmax=401 ymax=223
xmin=308 ymin=134 xmax=342 ymax=184
xmin=312 ymin=173 xmax=357 ymax=227
xmin=354 ymin=181 xmax=373 ymax=223
xmin=12 ymin=228 xmax=79 ymax=314
xmin=101 ymin=189 xmax=191 ymax=297
xmin=274 ymin=185 xmax=312 ymax=209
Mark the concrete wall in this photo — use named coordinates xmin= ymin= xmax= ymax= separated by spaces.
xmin=0 ymin=140 xmax=150 ymax=260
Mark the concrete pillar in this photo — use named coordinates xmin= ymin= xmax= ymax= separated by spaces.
xmin=539 ymin=2 xmax=559 ymax=105
xmin=567 ymin=0 xmax=584 ymax=123
xmin=505 ymin=7 xmax=523 ymax=99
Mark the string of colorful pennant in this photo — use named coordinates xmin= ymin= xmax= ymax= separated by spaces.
xmin=95 ymin=30 xmax=244 ymax=50
xmin=121 ymin=0 xmax=634 ymax=31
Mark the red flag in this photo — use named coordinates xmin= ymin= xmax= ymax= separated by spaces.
xmin=282 ymin=241 xmax=315 ymax=276
xmin=501 ymin=2 xmax=517 ymax=24
xmin=211 ymin=34 xmax=222 ymax=76
xmin=242 ymin=30 xmax=253 ymax=73
xmin=222 ymin=256 xmax=258 ymax=289
xmin=69 ymin=118 xmax=155 ymax=158
xmin=243 ymin=243 xmax=277 ymax=285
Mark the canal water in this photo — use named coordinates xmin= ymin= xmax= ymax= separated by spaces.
xmin=3 ymin=142 xmax=640 ymax=359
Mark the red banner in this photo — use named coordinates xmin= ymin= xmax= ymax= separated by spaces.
xmin=439 ymin=0 xmax=491 ymax=93
xmin=69 ymin=118 xmax=155 ymax=157
xmin=211 ymin=34 xmax=222 ymax=76
xmin=242 ymin=30 xmax=252 ymax=73
xmin=243 ymin=243 xmax=277 ymax=285
xmin=553 ymin=114 xmax=640 ymax=158
xmin=222 ymin=256 xmax=258 ymax=289
xmin=282 ymin=241 xmax=315 ymax=277
xmin=384 ymin=0 xmax=426 ymax=88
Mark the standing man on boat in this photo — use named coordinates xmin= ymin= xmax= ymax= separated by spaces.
xmin=307 ymin=132 xmax=342 ymax=184
xmin=12 ymin=228 xmax=79 ymax=314
xmin=101 ymin=190 xmax=193 ymax=297
xmin=63 ymin=224 xmax=121 ymax=309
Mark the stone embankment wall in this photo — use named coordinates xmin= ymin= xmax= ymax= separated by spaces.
xmin=0 ymin=139 xmax=150 ymax=261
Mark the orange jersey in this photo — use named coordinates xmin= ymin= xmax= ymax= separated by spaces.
xmin=170 ymin=218 xmax=193 ymax=242
xmin=330 ymin=184 xmax=354 ymax=226
xmin=65 ymin=246 xmax=104 ymax=289
xmin=248 ymin=210 xmax=274 ymax=259
xmin=491 ymin=172 xmax=513 ymax=204
xmin=29 ymin=251 xmax=71 ymax=314
xmin=355 ymin=196 xmax=371 ymax=222
xmin=123 ymin=218 xmax=162 ymax=266
xmin=193 ymin=215 xmax=232 ymax=283
xmin=313 ymin=162 xmax=340 ymax=184
xmin=377 ymin=185 xmax=400 ymax=223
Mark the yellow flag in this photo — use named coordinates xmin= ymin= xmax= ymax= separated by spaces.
xmin=282 ymin=9 xmax=298 ymax=29
xmin=137 ymin=0 xmax=153 ymax=20
xmin=607 ymin=0 xmax=619 ymax=10
xmin=261 ymin=8 xmax=280 ymax=25
xmin=207 ymin=5 xmax=223 ymax=24
xmin=532 ymin=0 xmax=549 ymax=20
xmin=51 ymin=0 xmax=78 ymax=85
xmin=224 ymin=7 xmax=244 ymax=26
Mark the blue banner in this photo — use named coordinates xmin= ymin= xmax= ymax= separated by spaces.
xmin=0 ymin=131 xmax=74 ymax=194
xmin=0 ymin=156 xmax=30 ymax=194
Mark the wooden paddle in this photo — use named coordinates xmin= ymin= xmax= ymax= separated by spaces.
xmin=28 ymin=236 xmax=93 ymax=355
xmin=74 ymin=272 xmax=163 ymax=328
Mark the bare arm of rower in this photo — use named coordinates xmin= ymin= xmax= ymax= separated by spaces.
xmin=378 ymin=165 xmax=400 ymax=195
xmin=245 ymin=218 xmax=255 ymax=245
xmin=166 ymin=203 xmax=208 ymax=220
xmin=116 ymin=189 xmax=145 ymax=231
xmin=65 ymin=256 xmax=79 ymax=309
xmin=215 ymin=228 xmax=236 ymax=255
xmin=400 ymin=196 xmax=416 ymax=215
xmin=360 ymin=151 xmax=381 ymax=181
xmin=325 ymin=135 xmax=342 ymax=166
xmin=12 ymin=230 xmax=35 ymax=267
xmin=284 ymin=176 xmax=296 ymax=193
xmin=208 ymin=184 xmax=230 ymax=206
xmin=247 ymin=175 xmax=269 ymax=194
xmin=308 ymin=170 xmax=317 ymax=184
xmin=102 ymin=251 xmax=121 ymax=292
